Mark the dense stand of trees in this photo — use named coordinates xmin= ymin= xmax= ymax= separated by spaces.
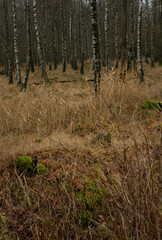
xmin=0 ymin=0 xmax=161 ymax=92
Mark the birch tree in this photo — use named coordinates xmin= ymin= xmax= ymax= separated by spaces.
xmin=52 ymin=16 xmax=58 ymax=69
xmin=32 ymin=0 xmax=49 ymax=84
xmin=12 ymin=0 xmax=21 ymax=84
xmin=3 ymin=0 xmax=13 ymax=84
xmin=137 ymin=0 xmax=144 ymax=82
xmin=144 ymin=0 xmax=149 ymax=64
xmin=104 ymin=0 xmax=111 ymax=71
xmin=21 ymin=0 xmax=30 ymax=91
xmin=151 ymin=0 xmax=156 ymax=67
xmin=120 ymin=0 xmax=128 ymax=80
xmin=159 ymin=0 xmax=162 ymax=65
xmin=114 ymin=0 xmax=119 ymax=69
xmin=47 ymin=0 xmax=53 ymax=70
xmin=80 ymin=0 xmax=85 ymax=75
xmin=61 ymin=0 xmax=67 ymax=72
xmin=130 ymin=0 xmax=137 ymax=72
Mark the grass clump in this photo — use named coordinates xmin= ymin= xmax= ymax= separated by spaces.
xmin=142 ymin=99 xmax=162 ymax=111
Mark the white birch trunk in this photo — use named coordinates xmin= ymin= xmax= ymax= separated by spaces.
xmin=12 ymin=0 xmax=21 ymax=84
xmin=32 ymin=0 xmax=49 ymax=83
xmin=3 ymin=0 xmax=13 ymax=84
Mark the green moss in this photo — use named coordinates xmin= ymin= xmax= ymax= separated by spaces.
xmin=76 ymin=179 xmax=106 ymax=209
xmin=37 ymin=164 xmax=47 ymax=175
xmin=76 ymin=191 xmax=84 ymax=200
xmin=142 ymin=99 xmax=162 ymax=111
xmin=17 ymin=156 xmax=47 ymax=176
xmin=80 ymin=210 xmax=92 ymax=229
xmin=76 ymin=179 xmax=107 ymax=228
xmin=17 ymin=156 xmax=35 ymax=176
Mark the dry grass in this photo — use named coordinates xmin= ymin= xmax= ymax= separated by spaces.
xmin=0 ymin=61 xmax=162 ymax=239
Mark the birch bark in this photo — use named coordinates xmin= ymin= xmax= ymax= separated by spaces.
xmin=3 ymin=0 xmax=13 ymax=84
xmin=12 ymin=0 xmax=21 ymax=84
xmin=137 ymin=0 xmax=144 ymax=82
xmin=32 ymin=0 xmax=49 ymax=83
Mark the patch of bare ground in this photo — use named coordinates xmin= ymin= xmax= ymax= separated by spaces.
xmin=0 ymin=61 xmax=161 ymax=239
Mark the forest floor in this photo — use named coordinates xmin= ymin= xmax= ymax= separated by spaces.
xmin=0 ymin=61 xmax=162 ymax=239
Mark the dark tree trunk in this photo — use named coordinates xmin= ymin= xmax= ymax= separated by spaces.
xmin=90 ymin=0 xmax=101 ymax=94
xmin=21 ymin=0 xmax=30 ymax=91
xmin=137 ymin=0 xmax=144 ymax=82
xmin=3 ymin=0 xmax=13 ymax=84
xmin=80 ymin=0 xmax=84 ymax=75
xmin=120 ymin=0 xmax=128 ymax=80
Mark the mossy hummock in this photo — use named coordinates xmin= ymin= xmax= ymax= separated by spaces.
xmin=142 ymin=99 xmax=162 ymax=111
xmin=37 ymin=164 xmax=48 ymax=175
xmin=76 ymin=179 xmax=106 ymax=228
xmin=16 ymin=156 xmax=47 ymax=177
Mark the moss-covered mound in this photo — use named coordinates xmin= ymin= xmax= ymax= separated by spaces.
xmin=76 ymin=179 xmax=107 ymax=229
xmin=17 ymin=156 xmax=35 ymax=176
xmin=142 ymin=99 xmax=162 ymax=111
xmin=16 ymin=156 xmax=47 ymax=177
xmin=37 ymin=164 xmax=47 ymax=175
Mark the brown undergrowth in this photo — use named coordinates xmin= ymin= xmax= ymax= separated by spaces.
xmin=0 ymin=62 xmax=162 ymax=239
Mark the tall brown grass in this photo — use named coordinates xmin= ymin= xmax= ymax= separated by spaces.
xmin=0 ymin=63 xmax=161 ymax=239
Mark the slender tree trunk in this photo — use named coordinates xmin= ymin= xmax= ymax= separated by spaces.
xmin=21 ymin=0 xmax=30 ymax=91
xmin=80 ymin=0 xmax=85 ymax=75
xmin=12 ymin=0 xmax=21 ymax=84
xmin=61 ymin=0 xmax=67 ymax=72
xmin=53 ymin=17 xmax=58 ymax=69
xmin=104 ymin=0 xmax=111 ymax=71
xmin=47 ymin=0 xmax=53 ymax=71
xmin=114 ymin=0 xmax=119 ymax=69
xmin=73 ymin=0 xmax=78 ymax=70
xmin=151 ymin=0 xmax=155 ymax=67
xmin=42 ymin=0 xmax=46 ymax=66
xmin=3 ymin=0 xmax=13 ymax=84
xmin=98 ymin=0 xmax=104 ymax=67
xmin=90 ymin=0 xmax=101 ymax=95
xmin=145 ymin=0 xmax=149 ymax=64
xmin=32 ymin=0 xmax=49 ymax=84
xmin=159 ymin=0 xmax=162 ymax=65
xmin=127 ymin=0 xmax=133 ymax=71
xmin=70 ymin=5 xmax=73 ymax=68
xmin=29 ymin=39 xmax=34 ymax=73
xmin=120 ymin=0 xmax=128 ymax=80
xmin=137 ymin=0 xmax=144 ymax=82
xmin=130 ymin=0 xmax=137 ymax=72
